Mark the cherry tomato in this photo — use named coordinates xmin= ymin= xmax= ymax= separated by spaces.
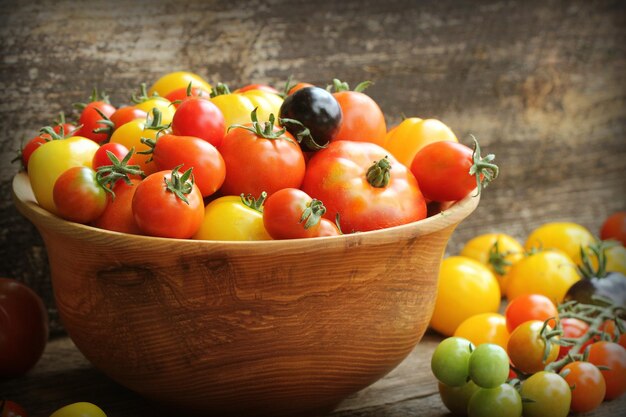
xmin=0 ymin=278 xmax=48 ymax=378
xmin=586 ymin=341 xmax=626 ymax=400
xmin=165 ymin=85 xmax=210 ymax=107
xmin=438 ymin=380 xmax=479 ymax=416
xmin=210 ymin=83 xmax=283 ymax=129
xmin=560 ymin=361 xmax=606 ymax=413
xmin=235 ymin=83 xmax=280 ymax=94
xmin=109 ymin=117 xmax=161 ymax=175
xmin=76 ymin=101 xmax=117 ymax=144
xmin=604 ymin=243 xmax=626 ymax=275
xmin=20 ymin=135 xmax=48 ymax=169
xmin=467 ymin=383 xmax=522 ymax=417
xmin=411 ymin=139 xmax=498 ymax=202
xmin=145 ymin=134 xmax=225 ymax=198
xmin=504 ymin=250 xmax=580 ymax=304
xmin=384 ymin=117 xmax=458 ymax=168
xmin=133 ymin=96 xmax=175 ymax=125
xmin=302 ymin=140 xmax=427 ymax=233
xmin=330 ymin=80 xmax=386 ymax=146
xmin=557 ymin=317 xmax=592 ymax=360
xmin=507 ymin=320 xmax=559 ymax=374
xmin=194 ymin=194 xmax=271 ymax=241
xmin=600 ymin=211 xmax=626 ymax=246
xmin=0 ymin=400 xmax=28 ymax=417
xmin=91 ymin=143 xmax=134 ymax=172
xmin=218 ymin=112 xmax=305 ymax=197
xmin=49 ymin=402 xmax=106 ymax=417
xmin=263 ymin=188 xmax=338 ymax=239
xmin=148 ymin=71 xmax=212 ymax=97
xmin=524 ymin=222 xmax=596 ymax=267
xmin=287 ymin=81 xmax=314 ymax=95
xmin=109 ymin=106 xmax=147 ymax=129
xmin=279 ymin=86 xmax=343 ymax=151
xmin=454 ymin=313 xmax=510 ymax=350
xmin=132 ymin=168 xmax=204 ymax=239
xmin=92 ymin=179 xmax=142 ymax=235
xmin=460 ymin=233 xmax=524 ymax=292
xmin=601 ymin=319 xmax=626 ymax=349
xmin=430 ymin=257 xmax=501 ymax=336
xmin=504 ymin=293 xmax=558 ymax=333
xmin=171 ymin=97 xmax=225 ymax=147
xmin=468 ymin=343 xmax=510 ymax=388
xmin=431 ymin=337 xmax=475 ymax=387
xmin=53 ymin=166 xmax=108 ymax=224
xmin=519 ymin=371 xmax=571 ymax=417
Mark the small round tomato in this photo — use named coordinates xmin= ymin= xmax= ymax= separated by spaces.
xmin=20 ymin=135 xmax=48 ymax=169
xmin=586 ymin=341 xmax=626 ymax=400
xmin=468 ymin=343 xmax=510 ymax=389
xmin=171 ymin=97 xmax=225 ymax=147
xmin=209 ymin=83 xmax=283 ymax=129
xmin=148 ymin=71 xmax=212 ymax=97
xmin=520 ymin=371 xmax=571 ymax=417
xmin=430 ymin=257 xmax=501 ymax=337
xmin=507 ymin=320 xmax=559 ymax=374
xmin=91 ymin=143 xmax=134 ymax=172
xmin=302 ymin=140 xmax=427 ymax=233
xmin=0 ymin=278 xmax=48 ymax=378
xmin=454 ymin=313 xmax=510 ymax=350
xmin=601 ymin=319 xmax=626 ymax=349
xmin=92 ymin=179 xmax=142 ymax=235
xmin=431 ymin=337 xmax=475 ymax=387
xmin=109 ymin=116 xmax=161 ymax=175
xmin=467 ymin=383 xmax=522 ymax=417
xmin=557 ymin=317 xmax=592 ymax=360
xmin=235 ymin=83 xmax=280 ymax=94
xmin=165 ymin=85 xmax=211 ymax=107
xmin=109 ymin=106 xmax=147 ymax=129
xmin=49 ymin=402 xmax=106 ymax=417
xmin=524 ymin=222 xmax=596 ymax=267
xmin=384 ymin=117 xmax=458 ymax=168
xmin=76 ymin=100 xmax=117 ymax=143
xmin=218 ymin=111 xmax=305 ymax=197
xmin=560 ymin=361 xmax=606 ymax=413
xmin=460 ymin=233 xmax=524 ymax=292
xmin=132 ymin=168 xmax=204 ymax=239
xmin=438 ymin=380 xmax=480 ymax=416
xmin=53 ymin=166 xmax=108 ymax=224
xmin=504 ymin=293 xmax=558 ymax=333
xmin=504 ymin=250 xmax=580 ymax=304
xmin=604 ymin=243 xmax=626 ymax=275
xmin=601 ymin=211 xmax=626 ymax=246
xmin=194 ymin=194 xmax=271 ymax=241
xmin=411 ymin=139 xmax=498 ymax=202
xmin=287 ymin=81 xmax=314 ymax=95
xmin=0 ymin=399 xmax=28 ymax=417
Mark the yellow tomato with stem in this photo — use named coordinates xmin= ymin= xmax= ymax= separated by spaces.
xmin=525 ymin=222 xmax=596 ymax=267
xmin=109 ymin=118 xmax=160 ymax=176
xmin=460 ymin=233 xmax=524 ymax=293
xmin=384 ymin=117 xmax=458 ymax=168
xmin=210 ymin=83 xmax=283 ymax=130
xmin=430 ymin=256 xmax=501 ymax=336
xmin=148 ymin=71 xmax=213 ymax=97
xmin=453 ymin=312 xmax=510 ymax=350
xmin=134 ymin=96 xmax=175 ymax=125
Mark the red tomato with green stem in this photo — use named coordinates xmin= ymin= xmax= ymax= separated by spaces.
xmin=329 ymin=79 xmax=387 ymax=146
xmin=75 ymin=89 xmax=116 ymax=143
xmin=92 ymin=143 xmax=135 ymax=172
xmin=302 ymin=140 xmax=427 ymax=233
xmin=171 ymin=97 xmax=225 ymax=147
xmin=53 ymin=166 xmax=108 ymax=224
xmin=411 ymin=137 xmax=499 ymax=202
xmin=263 ymin=188 xmax=339 ymax=239
xmin=165 ymin=84 xmax=211 ymax=108
xmin=507 ymin=320 xmax=560 ymax=374
xmin=557 ymin=317 xmax=592 ymax=360
xmin=92 ymin=178 xmax=142 ymax=234
xmin=218 ymin=110 xmax=305 ymax=197
xmin=586 ymin=341 xmax=626 ymax=400
xmin=0 ymin=278 xmax=48 ymax=378
xmin=132 ymin=167 xmax=204 ymax=239
xmin=109 ymin=106 xmax=147 ymax=129
xmin=141 ymin=134 xmax=225 ymax=198
xmin=504 ymin=294 xmax=558 ymax=333
xmin=560 ymin=361 xmax=606 ymax=413
xmin=19 ymin=115 xmax=76 ymax=169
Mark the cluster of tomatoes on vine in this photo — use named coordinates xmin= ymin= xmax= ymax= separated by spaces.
xmin=19 ymin=71 xmax=498 ymax=240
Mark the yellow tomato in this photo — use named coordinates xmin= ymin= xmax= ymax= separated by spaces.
xmin=384 ymin=117 xmax=458 ymax=168
xmin=430 ymin=256 xmax=501 ymax=336
xmin=242 ymin=89 xmax=283 ymax=123
xmin=504 ymin=250 xmax=580 ymax=304
xmin=453 ymin=313 xmax=510 ymax=350
xmin=605 ymin=244 xmax=626 ymax=274
xmin=148 ymin=71 xmax=212 ymax=97
xmin=49 ymin=402 xmax=107 ymax=417
xmin=28 ymin=136 xmax=100 ymax=214
xmin=460 ymin=233 xmax=524 ymax=293
xmin=525 ymin=222 xmax=596 ymax=266
xmin=193 ymin=195 xmax=271 ymax=241
xmin=134 ymin=96 xmax=175 ymax=125
xmin=211 ymin=88 xmax=283 ymax=130
xmin=109 ymin=119 xmax=159 ymax=175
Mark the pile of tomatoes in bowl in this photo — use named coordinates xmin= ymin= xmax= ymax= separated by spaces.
xmin=18 ymin=71 xmax=498 ymax=240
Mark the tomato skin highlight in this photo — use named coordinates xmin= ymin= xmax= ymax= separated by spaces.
xmin=53 ymin=167 xmax=108 ymax=224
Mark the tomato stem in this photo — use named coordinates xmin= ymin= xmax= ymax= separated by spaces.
xmin=469 ymin=135 xmax=499 ymax=196
xmin=300 ymin=199 xmax=326 ymax=229
xmin=164 ymin=165 xmax=194 ymax=205
xmin=96 ymin=147 xmax=145 ymax=198
xmin=209 ymin=82 xmax=231 ymax=97
xmin=328 ymin=78 xmax=373 ymax=93
xmin=241 ymin=191 xmax=267 ymax=213
xmin=366 ymin=156 xmax=392 ymax=188
xmin=131 ymin=82 xmax=159 ymax=103
xmin=229 ymin=108 xmax=294 ymax=143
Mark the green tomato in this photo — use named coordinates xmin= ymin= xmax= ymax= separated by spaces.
xmin=520 ymin=371 xmax=571 ymax=417
xmin=431 ymin=337 xmax=475 ymax=386
xmin=49 ymin=402 xmax=106 ymax=417
xmin=468 ymin=343 xmax=510 ymax=388
xmin=467 ymin=384 xmax=522 ymax=417
xmin=438 ymin=380 xmax=480 ymax=416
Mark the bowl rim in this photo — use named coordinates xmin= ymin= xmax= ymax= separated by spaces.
xmin=12 ymin=171 xmax=480 ymax=249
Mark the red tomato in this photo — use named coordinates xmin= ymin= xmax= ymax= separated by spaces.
xmin=504 ymin=294 xmax=558 ymax=333
xmin=586 ymin=341 xmax=626 ymax=400
xmin=287 ymin=82 xmax=314 ymax=95
xmin=132 ymin=168 xmax=204 ymax=238
xmin=21 ymin=135 xmax=48 ymax=169
xmin=332 ymin=89 xmax=387 ymax=146
xmin=600 ymin=211 xmax=626 ymax=246
xmin=77 ymin=101 xmax=116 ymax=143
xmin=92 ymin=179 xmax=142 ymax=234
xmin=109 ymin=106 xmax=147 ymax=129
xmin=411 ymin=139 xmax=498 ymax=202
xmin=507 ymin=320 xmax=559 ymax=374
xmin=0 ymin=399 xmax=28 ymax=417
xmin=165 ymin=85 xmax=210 ymax=107
xmin=235 ymin=83 xmax=280 ymax=94
xmin=558 ymin=318 xmax=592 ymax=360
xmin=0 ymin=278 xmax=48 ymax=378
xmin=263 ymin=188 xmax=338 ymax=239
xmin=53 ymin=166 xmax=108 ymax=224
xmin=560 ymin=361 xmax=606 ymax=413
xmin=302 ymin=140 xmax=427 ymax=233
xmin=601 ymin=319 xmax=626 ymax=349
xmin=171 ymin=97 xmax=225 ymax=147
xmin=218 ymin=113 xmax=305 ymax=197
xmin=146 ymin=134 xmax=226 ymax=198
xmin=92 ymin=142 xmax=133 ymax=172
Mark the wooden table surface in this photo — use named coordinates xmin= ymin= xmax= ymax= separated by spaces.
xmin=1 ymin=0 xmax=625 ymax=416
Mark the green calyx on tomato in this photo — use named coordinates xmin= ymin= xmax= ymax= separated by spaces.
xmin=300 ymin=198 xmax=326 ymax=229
xmin=366 ymin=156 xmax=392 ymax=188
xmin=229 ymin=109 xmax=293 ymax=143
xmin=488 ymin=240 xmax=515 ymax=276
xmin=131 ymin=82 xmax=161 ymax=104
xmin=209 ymin=82 xmax=232 ymax=97
xmin=241 ymin=191 xmax=267 ymax=213
xmin=469 ymin=135 xmax=499 ymax=196
xmin=95 ymin=148 xmax=144 ymax=197
xmin=142 ymin=107 xmax=170 ymax=132
xmin=164 ymin=165 xmax=195 ymax=204
xmin=327 ymin=78 xmax=373 ymax=93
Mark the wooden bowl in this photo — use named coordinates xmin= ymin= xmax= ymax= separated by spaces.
xmin=12 ymin=172 xmax=479 ymax=416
